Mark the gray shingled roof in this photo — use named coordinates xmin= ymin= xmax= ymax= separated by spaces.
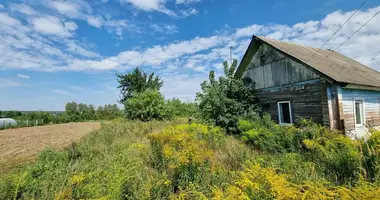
xmin=252 ymin=36 xmax=380 ymax=88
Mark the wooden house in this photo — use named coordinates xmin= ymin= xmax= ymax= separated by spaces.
xmin=236 ymin=35 xmax=380 ymax=138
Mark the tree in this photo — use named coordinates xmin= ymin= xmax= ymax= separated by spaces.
xmin=117 ymin=68 xmax=163 ymax=103
xmin=65 ymin=102 xmax=80 ymax=121
xmin=196 ymin=60 xmax=260 ymax=134
xmin=164 ymin=98 xmax=197 ymax=119
xmin=124 ymin=89 xmax=166 ymax=121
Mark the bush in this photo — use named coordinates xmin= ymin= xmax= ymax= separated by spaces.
xmin=163 ymin=98 xmax=197 ymax=119
xmin=303 ymin=136 xmax=361 ymax=184
xmin=361 ymin=129 xmax=380 ymax=182
xmin=148 ymin=124 xmax=225 ymax=191
xmin=238 ymin=115 xmax=296 ymax=153
xmin=124 ymin=89 xmax=166 ymax=121
xmin=238 ymin=116 xmax=373 ymax=184
xmin=196 ymin=60 xmax=259 ymax=134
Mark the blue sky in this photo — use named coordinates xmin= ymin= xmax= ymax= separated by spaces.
xmin=1 ymin=0 xmax=380 ymax=111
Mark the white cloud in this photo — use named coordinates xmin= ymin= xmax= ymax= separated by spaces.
xmin=64 ymin=21 xmax=78 ymax=31
xmin=0 ymin=12 xmax=22 ymax=26
xmin=179 ymin=8 xmax=198 ymax=17
xmin=175 ymin=0 xmax=201 ymax=4
xmin=10 ymin=3 xmax=37 ymax=16
xmin=17 ymin=74 xmax=30 ymax=79
xmin=150 ymin=24 xmax=178 ymax=34
xmin=0 ymin=4 xmax=4 ymax=9
xmin=2 ymin=5 xmax=380 ymax=77
xmin=121 ymin=0 xmax=166 ymax=11
xmin=47 ymin=0 xmax=83 ymax=18
xmin=119 ymin=0 xmax=199 ymax=17
xmin=235 ymin=24 xmax=262 ymax=38
xmin=52 ymin=89 xmax=72 ymax=95
xmin=161 ymin=74 xmax=206 ymax=101
xmin=44 ymin=0 xmax=128 ymax=35
xmin=86 ymin=15 xmax=103 ymax=28
xmin=64 ymin=39 xmax=100 ymax=58
xmin=31 ymin=16 xmax=77 ymax=37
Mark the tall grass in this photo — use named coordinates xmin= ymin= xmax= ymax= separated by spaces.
xmin=1 ymin=118 xmax=380 ymax=199
xmin=0 ymin=119 xmax=185 ymax=199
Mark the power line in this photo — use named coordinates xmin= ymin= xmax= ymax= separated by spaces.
xmin=305 ymin=0 xmax=368 ymax=64
xmin=316 ymin=8 xmax=380 ymax=64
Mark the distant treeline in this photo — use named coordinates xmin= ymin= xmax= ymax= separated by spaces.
xmin=0 ymin=102 xmax=123 ymax=125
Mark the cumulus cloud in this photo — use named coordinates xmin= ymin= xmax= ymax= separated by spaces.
xmin=44 ymin=0 xmax=131 ymax=35
xmin=46 ymin=0 xmax=85 ymax=18
xmin=31 ymin=16 xmax=77 ymax=37
xmin=120 ymin=0 xmax=176 ymax=16
xmin=119 ymin=0 xmax=200 ymax=17
xmin=3 ymin=5 xmax=380 ymax=74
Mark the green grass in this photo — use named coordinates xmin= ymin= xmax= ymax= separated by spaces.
xmin=1 ymin=119 xmax=380 ymax=199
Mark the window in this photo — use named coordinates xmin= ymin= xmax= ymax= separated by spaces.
xmin=278 ymin=101 xmax=292 ymax=124
xmin=354 ymin=100 xmax=364 ymax=126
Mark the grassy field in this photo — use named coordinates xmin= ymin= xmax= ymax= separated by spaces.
xmin=1 ymin=119 xmax=380 ymax=199
xmin=0 ymin=122 xmax=101 ymax=175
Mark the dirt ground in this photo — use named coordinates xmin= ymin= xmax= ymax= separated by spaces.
xmin=0 ymin=122 xmax=101 ymax=174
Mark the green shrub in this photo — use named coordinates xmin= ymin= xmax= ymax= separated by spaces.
xmin=238 ymin=116 xmax=365 ymax=184
xmin=196 ymin=60 xmax=259 ymax=134
xmin=148 ymin=124 xmax=225 ymax=191
xmin=163 ymin=98 xmax=197 ymax=119
xmin=238 ymin=115 xmax=294 ymax=153
xmin=124 ymin=89 xmax=166 ymax=121
xmin=361 ymin=129 xmax=380 ymax=182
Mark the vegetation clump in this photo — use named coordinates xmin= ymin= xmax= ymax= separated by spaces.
xmin=2 ymin=120 xmax=380 ymax=199
xmin=196 ymin=60 xmax=259 ymax=134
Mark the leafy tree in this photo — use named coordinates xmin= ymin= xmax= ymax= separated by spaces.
xmin=117 ymin=68 xmax=163 ymax=103
xmin=96 ymin=106 xmax=104 ymax=120
xmin=164 ymin=98 xmax=197 ymax=119
xmin=65 ymin=102 xmax=80 ymax=121
xmin=124 ymin=89 xmax=166 ymax=121
xmin=196 ymin=60 xmax=260 ymax=134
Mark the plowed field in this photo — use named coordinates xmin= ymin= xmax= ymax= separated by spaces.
xmin=0 ymin=122 xmax=101 ymax=173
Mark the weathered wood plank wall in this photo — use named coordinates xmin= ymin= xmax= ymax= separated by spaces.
xmin=255 ymin=80 xmax=329 ymax=125
xmin=242 ymin=43 xmax=320 ymax=89
xmin=339 ymin=88 xmax=380 ymax=130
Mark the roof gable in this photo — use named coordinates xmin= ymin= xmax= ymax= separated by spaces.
xmin=242 ymin=42 xmax=321 ymax=89
xmin=237 ymin=35 xmax=380 ymax=88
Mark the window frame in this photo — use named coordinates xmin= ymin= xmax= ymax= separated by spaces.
xmin=353 ymin=99 xmax=365 ymax=128
xmin=277 ymin=101 xmax=293 ymax=125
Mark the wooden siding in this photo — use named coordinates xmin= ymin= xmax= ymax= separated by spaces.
xmin=326 ymin=84 xmax=340 ymax=129
xmin=339 ymin=88 xmax=380 ymax=130
xmin=242 ymin=43 xmax=320 ymax=89
xmin=255 ymin=80 xmax=328 ymax=125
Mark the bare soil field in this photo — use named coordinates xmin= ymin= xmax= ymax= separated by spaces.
xmin=0 ymin=122 xmax=101 ymax=173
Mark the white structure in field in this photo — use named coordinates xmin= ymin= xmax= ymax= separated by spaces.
xmin=0 ymin=118 xmax=17 ymax=128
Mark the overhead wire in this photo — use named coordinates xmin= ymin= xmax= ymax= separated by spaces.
xmin=316 ymin=8 xmax=380 ymax=64
xmin=304 ymin=0 xmax=369 ymax=64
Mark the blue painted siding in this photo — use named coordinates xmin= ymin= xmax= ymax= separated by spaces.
xmin=340 ymin=88 xmax=380 ymax=133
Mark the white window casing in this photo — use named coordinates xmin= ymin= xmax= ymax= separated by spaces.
xmin=277 ymin=101 xmax=293 ymax=125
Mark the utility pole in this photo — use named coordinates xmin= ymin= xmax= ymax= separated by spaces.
xmin=229 ymin=46 xmax=233 ymax=65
